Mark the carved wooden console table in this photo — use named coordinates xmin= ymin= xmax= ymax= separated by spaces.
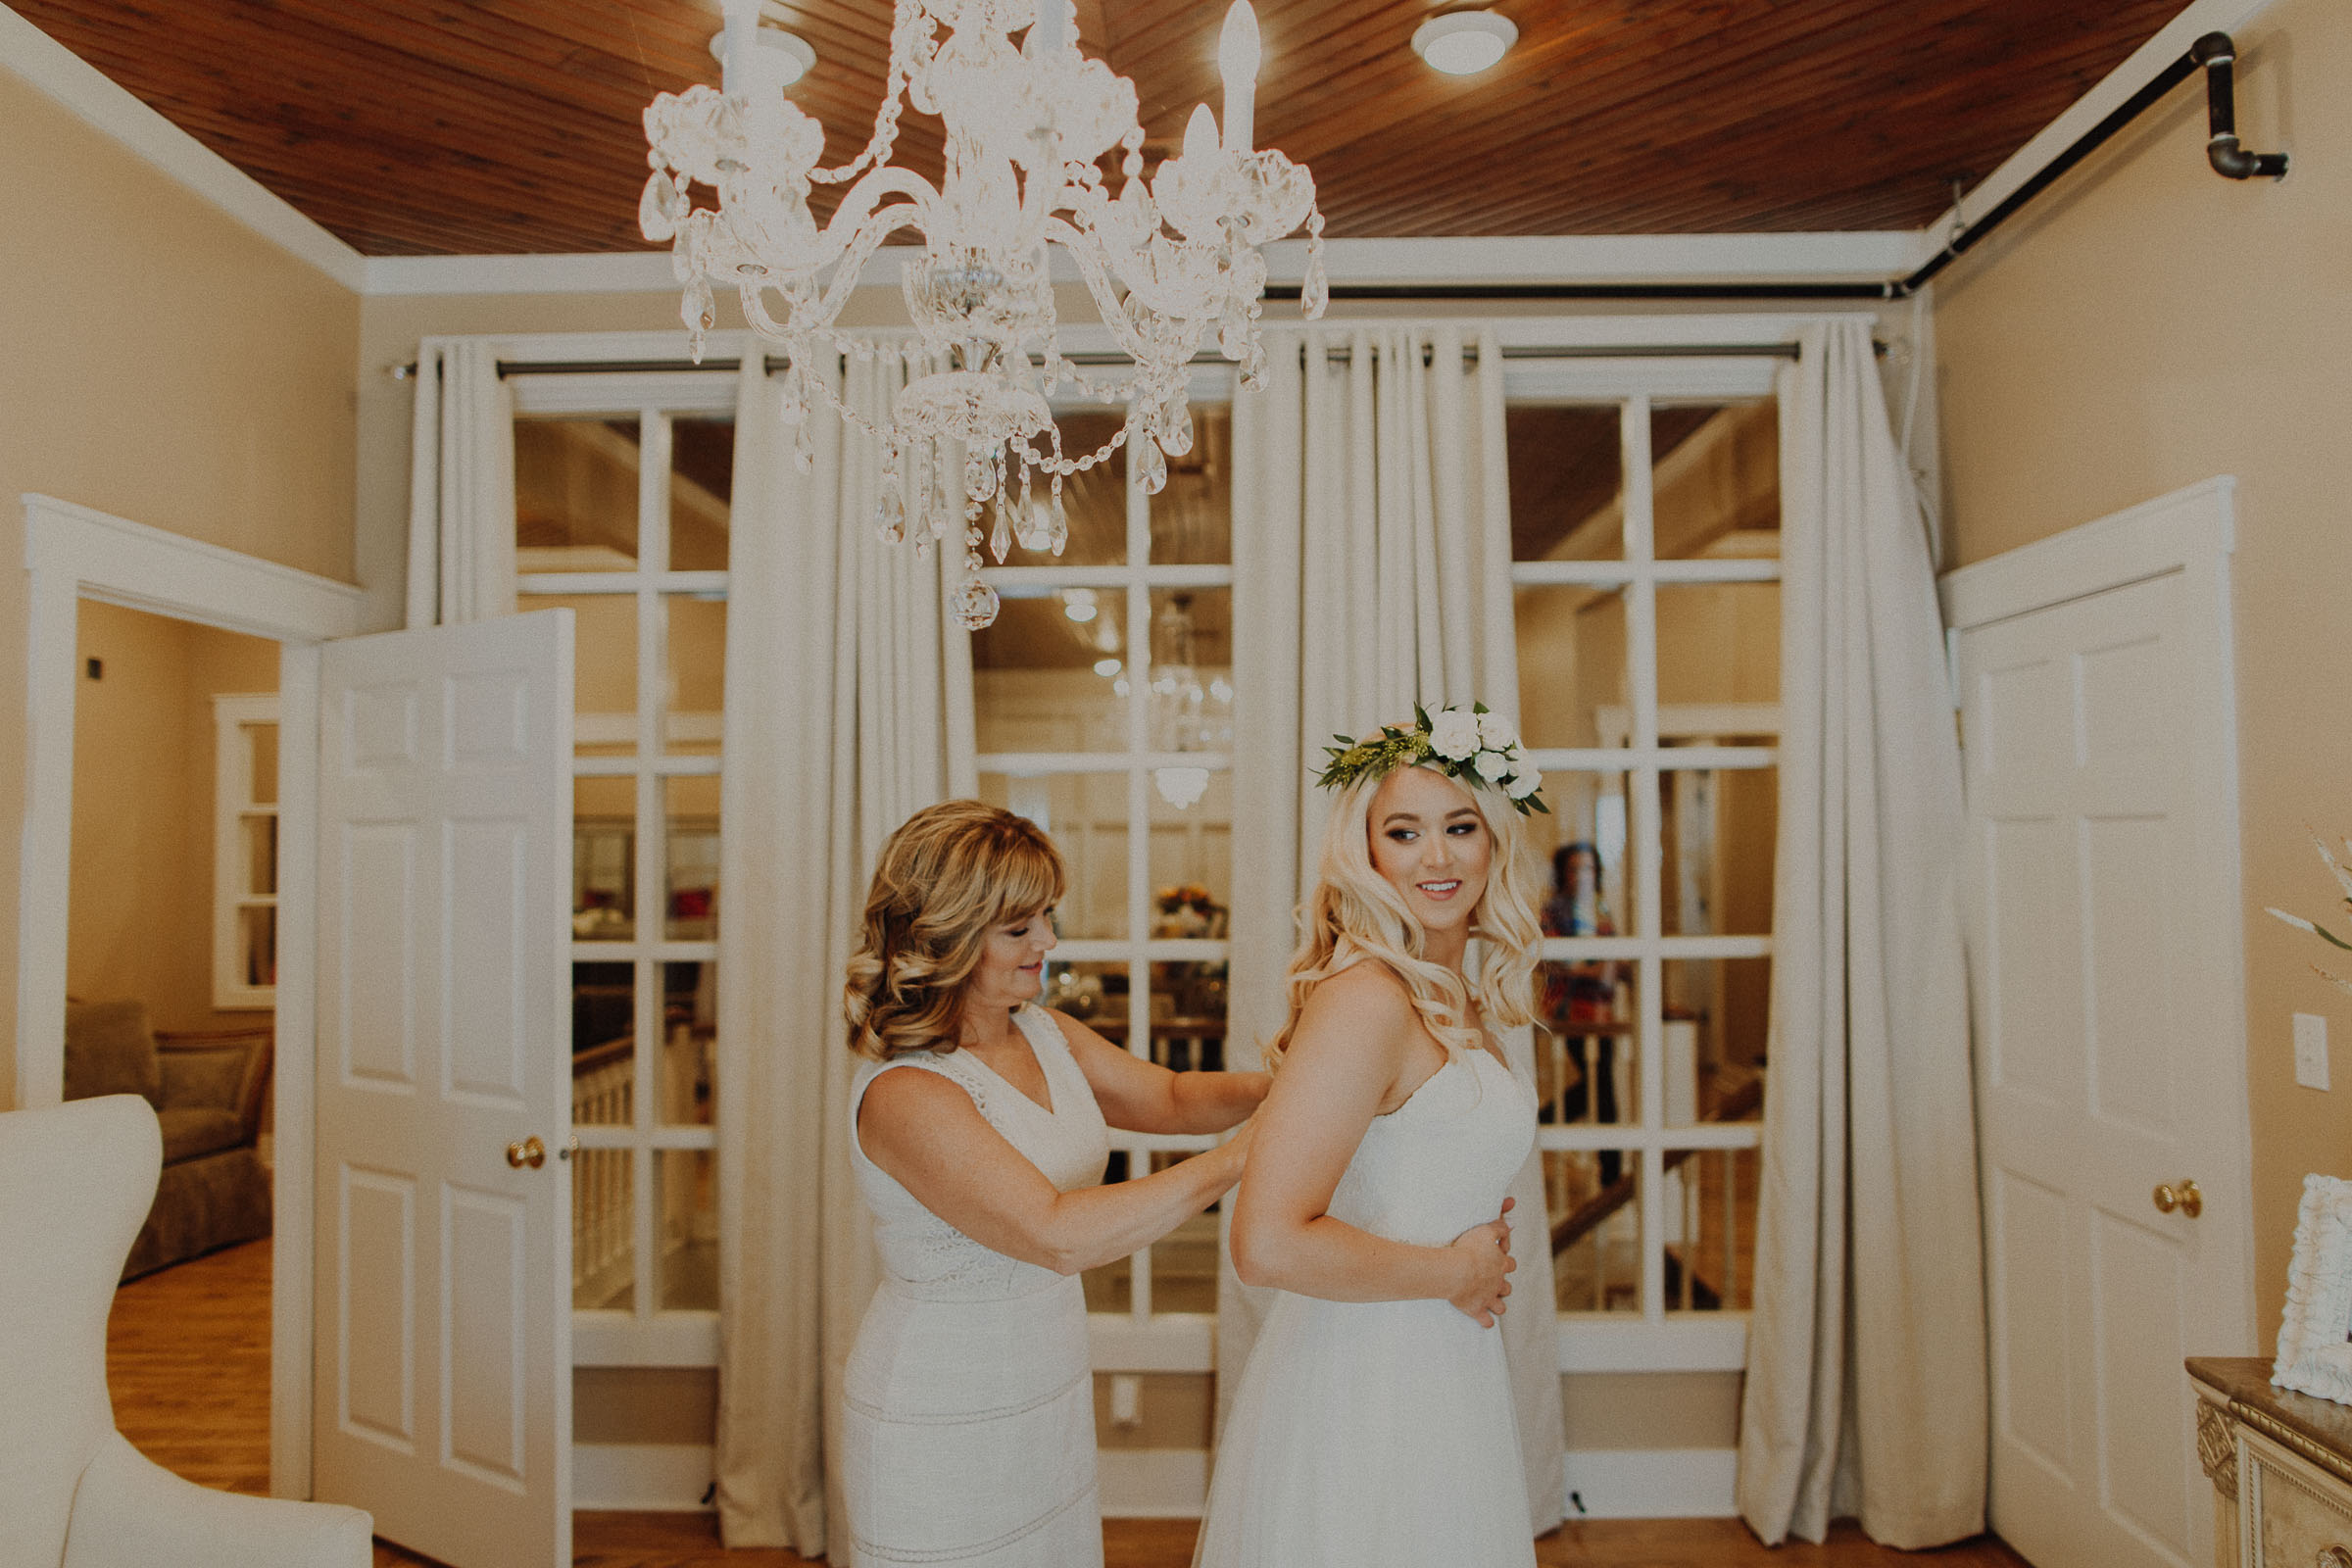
xmin=2189 ymin=1357 xmax=2352 ymax=1568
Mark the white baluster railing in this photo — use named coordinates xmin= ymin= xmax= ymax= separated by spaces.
xmin=570 ymin=1041 xmax=634 ymax=1305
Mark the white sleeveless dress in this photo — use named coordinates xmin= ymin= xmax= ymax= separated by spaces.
xmin=1193 ymin=1045 xmax=1539 ymax=1568
xmin=842 ymin=1005 xmax=1111 ymax=1568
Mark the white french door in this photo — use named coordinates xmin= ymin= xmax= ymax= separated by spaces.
xmin=312 ymin=611 xmax=576 ymax=1568
xmin=1951 ymin=485 xmax=2254 ymax=1568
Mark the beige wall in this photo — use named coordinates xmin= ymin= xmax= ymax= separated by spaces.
xmin=0 ymin=63 xmax=359 ymax=1106
xmin=1935 ymin=0 xmax=2352 ymax=1342
xmin=70 ymin=602 xmax=278 ymax=1033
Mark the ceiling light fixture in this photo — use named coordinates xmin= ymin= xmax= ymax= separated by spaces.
xmin=1410 ymin=10 xmax=1518 ymax=75
xmin=706 ymin=25 xmax=817 ymax=87
xmin=643 ymin=0 xmax=1330 ymax=630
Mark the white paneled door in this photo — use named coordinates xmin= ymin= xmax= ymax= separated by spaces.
xmin=1956 ymin=525 xmax=2253 ymax=1568
xmin=313 ymin=611 xmax=575 ymax=1568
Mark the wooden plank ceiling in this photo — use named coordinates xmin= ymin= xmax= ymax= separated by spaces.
xmin=16 ymin=0 xmax=2187 ymax=257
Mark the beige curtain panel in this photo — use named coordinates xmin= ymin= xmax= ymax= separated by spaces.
xmin=1734 ymin=318 xmax=1987 ymax=1548
xmin=403 ymin=337 xmax=515 ymax=628
xmin=1223 ymin=324 xmax=1566 ymax=1535
xmin=711 ymin=347 xmax=975 ymax=1551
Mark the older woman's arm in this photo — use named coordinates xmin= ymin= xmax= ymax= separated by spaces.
xmin=858 ymin=1067 xmax=1249 ymax=1276
xmin=1049 ymin=1010 xmax=1270 ymax=1135
xmin=1225 ymin=964 xmax=1516 ymax=1325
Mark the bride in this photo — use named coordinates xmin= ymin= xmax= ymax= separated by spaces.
xmin=1194 ymin=705 xmax=1545 ymax=1568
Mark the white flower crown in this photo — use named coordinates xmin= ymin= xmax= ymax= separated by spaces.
xmin=1313 ymin=703 xmax=1548 ymax=815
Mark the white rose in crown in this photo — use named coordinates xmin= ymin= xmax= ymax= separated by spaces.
xmin=1473 ymin=748 xmax=1511 ymax=781
xmin=1505 ymin=759 xmax=1544 ymax=800
xmin=1428 ymin=709 xmax=1481 ymax=760
xmin=1477 ymin=710 xmax=1515 ymax=751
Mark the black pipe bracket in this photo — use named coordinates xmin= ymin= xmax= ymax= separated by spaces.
xmin=2191 ymin=32 xmax=2288 ymax=180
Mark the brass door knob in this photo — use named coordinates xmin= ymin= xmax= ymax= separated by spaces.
xmin=2154 ymin=1180 xmax=2204 ymax=1218
xmin=506 ymin=1135 xmax=547 ymax=1170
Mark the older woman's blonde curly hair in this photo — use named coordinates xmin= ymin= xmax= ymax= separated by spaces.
xmin=844 ymin=801 xmax=1066 ymax=1060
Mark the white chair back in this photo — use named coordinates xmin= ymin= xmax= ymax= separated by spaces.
xmin=0 ymin=1096 xmax=163 ymax=1565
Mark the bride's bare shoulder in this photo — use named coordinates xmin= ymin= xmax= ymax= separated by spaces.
xmin=1297 ymin=959 xmax=1416 ymax=1036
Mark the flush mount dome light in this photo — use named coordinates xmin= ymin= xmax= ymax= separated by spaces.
xmin=706 ymin=24 xmax=816 ymax=86
xmin=1410 ymin=10 xmax=1517 ymax=75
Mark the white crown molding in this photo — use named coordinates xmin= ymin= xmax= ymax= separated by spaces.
xmin=0 ymin=2 xmax=367 ymax=290
xmin=365 ymin=229 xmax=1920 ymax=298
xmin=362 ymin=249 xmax=683 ymax=296
xmin=1906 ymin=0 xmax=2284 ymax=272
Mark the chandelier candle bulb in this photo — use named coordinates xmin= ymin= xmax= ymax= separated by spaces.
xmin=718 ymin=0 xmax=759 ymax=94
xmin=1030 ymin=0 xmax=1071 ymax=57
xmin=1219 ymin=2 xmax=1260 ymax=153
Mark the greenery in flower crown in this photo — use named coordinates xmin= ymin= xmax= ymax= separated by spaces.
xmin=1314 ymin=703 xmax=1548 ymax=815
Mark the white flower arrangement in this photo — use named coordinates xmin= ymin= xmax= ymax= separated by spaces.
xmin=1314 ymin=703 xmax=1548 ymax=816
xmin=2274 ymin=1174 xmax=2352 ymax=1406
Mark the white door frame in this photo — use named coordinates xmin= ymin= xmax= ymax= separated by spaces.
xmin=18 ymin=492 xmax=370 ymax=1501
xmin=1938 ymin=472 xmax=2259 ymax=1343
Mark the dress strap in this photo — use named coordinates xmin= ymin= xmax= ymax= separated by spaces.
xmin=848 ymin=1050 xmax=999 ymax=1167
xmin=1011 ymin=1003 xmax=1067 ymax=1060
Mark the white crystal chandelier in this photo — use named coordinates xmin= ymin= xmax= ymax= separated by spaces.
xmin=640 ymin=0 xmax=1330 ymax=628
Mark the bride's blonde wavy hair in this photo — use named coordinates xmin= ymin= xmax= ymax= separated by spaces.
xmin=1266 ymin=763 xmax=1543 ymax=1068
xmin=844 ymin=801 xmax=1065 ymax=1060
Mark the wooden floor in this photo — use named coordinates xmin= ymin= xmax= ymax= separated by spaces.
xmin=112 ymin=1241 xmax=2032 ymax=1568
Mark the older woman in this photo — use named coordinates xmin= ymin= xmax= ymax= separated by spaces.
xmin=839 ymin=800 xmax=1265 ymax=1568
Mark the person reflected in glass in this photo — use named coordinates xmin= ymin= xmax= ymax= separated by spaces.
xmin=1541 ymin=841 xmax=1623 ymax=1186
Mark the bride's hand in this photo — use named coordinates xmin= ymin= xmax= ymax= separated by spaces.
xmin=1445 ymin=1197 xmax=1517 ymax=1327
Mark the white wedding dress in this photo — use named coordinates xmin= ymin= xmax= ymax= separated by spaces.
xmin=841 ymin=1004 xmax=1110 ymax=1568
xmin=1193 ymin=1043 xmax=1539 ymax=1568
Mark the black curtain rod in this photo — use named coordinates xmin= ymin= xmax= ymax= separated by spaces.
xmin=482 ymin=340 xmax=1808 ymax=378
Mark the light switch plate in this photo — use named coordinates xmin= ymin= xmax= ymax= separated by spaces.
xmin=2294 ymin=1012 xmax=2330 ymax=1091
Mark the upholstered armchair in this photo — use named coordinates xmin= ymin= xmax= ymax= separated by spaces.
xmin=64 ymin=1001 xmax=273 ymax=1278
xmin=0 ymin=1095 xmax=371 ymax=1567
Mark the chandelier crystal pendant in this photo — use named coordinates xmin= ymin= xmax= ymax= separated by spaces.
xmin=640 ymin=0 xmax=1330 ymax=629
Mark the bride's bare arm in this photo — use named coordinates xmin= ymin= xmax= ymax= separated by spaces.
xmin=858 ymin=1066 xmax=1248 ymax=1276
xmin=1227 ymin=965 xmax=1516 ymax=1324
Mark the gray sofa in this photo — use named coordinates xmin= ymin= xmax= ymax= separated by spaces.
xmin=63 ymin=1000 xmax=271 ymax=1279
